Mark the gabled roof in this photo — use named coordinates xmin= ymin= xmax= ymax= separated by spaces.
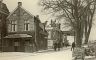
xmin=7 ymin=7 xmax=18 ymax=19
xmin=0 ymin=3 xmax=9 ymax=15
xmin=7 ymin=4 xmax=34 ymax=19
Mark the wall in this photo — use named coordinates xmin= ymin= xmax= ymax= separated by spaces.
xmin=7 ymin=6 xmax=35 ymax=33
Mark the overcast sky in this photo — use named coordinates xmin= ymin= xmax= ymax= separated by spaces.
xmin=3 ymin=0 xmax=96 ymax=40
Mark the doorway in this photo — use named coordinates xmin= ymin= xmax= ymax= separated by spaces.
xmin=14 ymin=40 xmax=20 ymax=52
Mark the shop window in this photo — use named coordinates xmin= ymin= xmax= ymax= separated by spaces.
xmin=14 ymin=41 xmax=20 ymax=46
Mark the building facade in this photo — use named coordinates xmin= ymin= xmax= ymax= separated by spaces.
xmin=0 ymin=0 xmax=9 ymax=51
xmin=46 ymin=20 xmax=62 ymax=48
xmin=3 ymin=2 xmax=48 ymax=52
xmin=62 ymin=31 xmax=75 ymax=45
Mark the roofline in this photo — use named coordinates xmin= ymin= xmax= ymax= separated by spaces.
xmin=7 ymin=7 xmax=18 ymax=19
xmin=7 ymin=5 xmax=34 ymax=19
xmin=20 ymin=6 xmax=34 ymax=17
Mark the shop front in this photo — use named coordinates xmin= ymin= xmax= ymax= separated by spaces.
xmin=4 ymin=34 xmax=35 ymax=52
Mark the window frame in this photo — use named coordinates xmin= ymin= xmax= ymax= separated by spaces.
xmin=24 ymin=20 xmax=29 ymax=31
xmin=11 ymin=20 xmax=17 ymax=32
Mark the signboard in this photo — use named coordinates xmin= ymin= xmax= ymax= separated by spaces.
xmin=72 ymin=47 xmax=85 ymax=60
xmin=48 ymin=40 xmax=53 ymax=48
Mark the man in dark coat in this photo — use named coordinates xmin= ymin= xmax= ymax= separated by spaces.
xmin=57 ymin=42 xmax=61 ymax=51
xmin=53 ymin=42 xmax=57 ymax=51
xmin=71 ymin=42 xmax=75 ymax=51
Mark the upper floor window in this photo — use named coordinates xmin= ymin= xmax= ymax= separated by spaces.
xmin=11 ymin=20 xmax=17 ymax=32
xmin=13 ymin=13 xmax=16 ymax=16
xmin=48 ymin=31 xmax=51 ymax=39
xmin=24 ymin=20 xmax=29 ymax=31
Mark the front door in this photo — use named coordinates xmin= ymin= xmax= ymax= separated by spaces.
xmin=14 ymin=40 xmax=20 ymax=52
xmin=24 ymin=40 xmax=33 ymax=52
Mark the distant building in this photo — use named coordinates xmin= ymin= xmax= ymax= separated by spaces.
xmin=62 ymin=31 xmax=75 ymax=45
xmin=45 ymin=20 xmax=62 ymax=48
xmin=4 ymin=2 xmax=48 ymax=52
xmin=0 ymin=0 xmax=9 ymax=51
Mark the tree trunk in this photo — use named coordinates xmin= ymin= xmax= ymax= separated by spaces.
xmin=84 ymin=20 xmax=88 ymax=44
xmin=85 ymin=35 xmax=89 ymax=44
xmin=75 ymin=27 xmax=82 ymax=47
xmin=84 ymin=25 xmax=92 ymax=44
xmin=84 ymin=15 xmax=93 ymax=44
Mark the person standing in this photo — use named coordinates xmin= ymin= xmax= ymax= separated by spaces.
xmin=57 ymin=42 xmax=61 ymax=51
xmin=53 ymin=42 xmax=57 ymax=51
xmin=71 ymin=42 xmax=75 ymax=51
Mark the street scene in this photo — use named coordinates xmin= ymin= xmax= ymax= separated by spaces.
xmin=0 ymin=47 xmax=72 ymax=60
xmin=0 ymin=0 xmax=96 ymax=60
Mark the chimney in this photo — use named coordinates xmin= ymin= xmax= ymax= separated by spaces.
xmin=18 ymin=2 xmax=22 ymax=7
xmin=36 ymin=15 xmax=39 ymax=18
xmin=0 ymin=0 xmax=3 ymax=3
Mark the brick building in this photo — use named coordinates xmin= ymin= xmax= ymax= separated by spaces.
xmin=0 ymin=0 xmax=9 ymax=51
xmin=3 ymin=2 xmax=48 ymax=52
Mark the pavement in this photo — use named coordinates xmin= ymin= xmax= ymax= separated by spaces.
xmin=0 ymin=47 xmax=96 ymax=60
xmin=0 ymin=47 xmax=70 ymax=57
xmin=85 ymin=56 xmax=96 ymax=60
xmin=0 ymin=47 xmax=71 ymax=60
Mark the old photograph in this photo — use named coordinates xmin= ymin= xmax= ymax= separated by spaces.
xmin=0 ymin=0 xmax=96 ymax=60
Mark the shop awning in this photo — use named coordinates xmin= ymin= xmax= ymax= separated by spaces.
xmin=4 ymin=34 xmax=32 ymax=38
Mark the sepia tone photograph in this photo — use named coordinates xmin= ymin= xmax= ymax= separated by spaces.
xmin=0 ymin=0 xmax=96 ymax=60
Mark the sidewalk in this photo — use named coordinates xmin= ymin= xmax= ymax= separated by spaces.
xmin=0 ymin=47 xmax=71 ymax=57
xmin=0 ymin=49 xmax=53 ymax=57
xmin=85 ymin=56 xmax=96 ymax=60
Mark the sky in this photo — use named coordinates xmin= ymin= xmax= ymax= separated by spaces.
xmin=3 ymin=0 xmax=51 ymax=23
xmin=3 ymin=0 xmax=96 ymax=40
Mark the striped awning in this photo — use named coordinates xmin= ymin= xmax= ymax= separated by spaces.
xmin=4 ymin=34 xmax=32 ymax=38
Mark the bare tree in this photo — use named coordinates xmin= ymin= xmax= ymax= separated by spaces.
xmin=40 ymin=0 xmax=96 ymax=47
xmin=84 ymin=0 xmax=96 ymax=44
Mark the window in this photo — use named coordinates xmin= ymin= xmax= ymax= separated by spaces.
xmin=13 ymin=13 xmax=16 ymax=16
xmin=24 ymin=20 xmax=29 ymax=31
xmin=48 ymin=31 xmax=51 ymax=39
xmin=11 ymin=20 xmax=17 ymax=32
xmin=14 ymin=42 xmax=20 ymax=46
xmin=24 ymin=13 xmax=28 ymax=16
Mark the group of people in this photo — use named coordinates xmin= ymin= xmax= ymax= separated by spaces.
xmin=53 ymin=42 xmax=61 ymax=51
xmin=53 ymin=41 xmax=75 ymax=51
